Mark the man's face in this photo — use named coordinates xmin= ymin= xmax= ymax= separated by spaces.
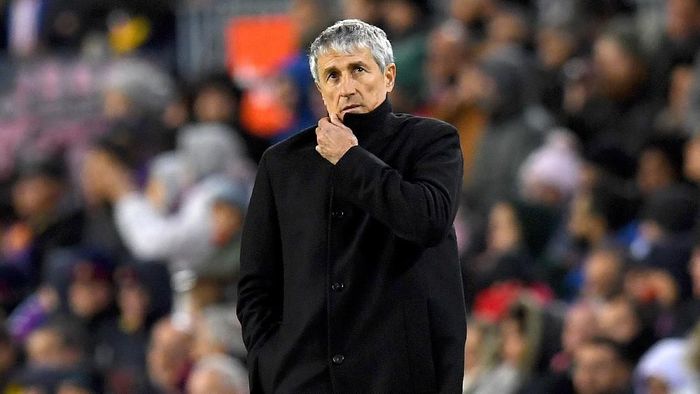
xmin=573 ymin=343 xmax=630 ymax=394
xmin=315 ymin=47 xmax=395 ymax=120
xmin=597 ymin=299 xmax=639 ymax=343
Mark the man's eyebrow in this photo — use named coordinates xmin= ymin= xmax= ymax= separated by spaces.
xmin=322 ymin=65 xmax=339 ymax=77
xmin=349 ymin=61 xmax=370 ymax=69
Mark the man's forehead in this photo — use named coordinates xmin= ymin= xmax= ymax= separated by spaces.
xmin=317 ymin=47 xmax=375 ymax=68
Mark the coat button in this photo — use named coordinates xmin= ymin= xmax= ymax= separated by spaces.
xmin=331 ymin=282 xmax=344 ymax=292
xmin=331 ymin=209 xmax=345 ymax=219
xmin=332 ymin=354 xmax=345 ymax=365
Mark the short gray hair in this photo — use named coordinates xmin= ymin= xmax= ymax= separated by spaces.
xmin=309 ymin=19 xmax=394 ymax=83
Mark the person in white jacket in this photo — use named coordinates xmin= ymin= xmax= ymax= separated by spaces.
xmin=84 ymin=123 xmax=254 ymax=321
xmin=114 ymin=123 xmax=252 ymax=270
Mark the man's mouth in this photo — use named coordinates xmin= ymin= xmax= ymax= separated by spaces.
xmin=341 ymin=104 xmax=361 ymax=112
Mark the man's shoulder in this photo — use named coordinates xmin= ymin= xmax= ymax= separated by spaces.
xmin=390 ymin=113 xmax=457 ymax=136
xmin=262 ymin=125 xmax=317 ymax=160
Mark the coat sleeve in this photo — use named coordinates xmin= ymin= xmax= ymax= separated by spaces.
xmin=333 ymin=122 xmax=463 ymax=247
xmin=236 ymin=152 xmax=283 ymax=353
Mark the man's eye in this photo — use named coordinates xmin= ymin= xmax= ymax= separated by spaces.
xmin=327 ymin=73 xmax=338 ymax=81
xmin=354 ymin=66 xmax=366 ymax=72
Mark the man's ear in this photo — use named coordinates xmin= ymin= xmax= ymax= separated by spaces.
xmin=384 ymin=63 xmax=396 ymax=92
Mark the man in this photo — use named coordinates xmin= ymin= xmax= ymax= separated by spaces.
xmin=572 ymin=337 xmax=633 ymax=394
xmin=237 ymin=19 xmax=465 ymax=392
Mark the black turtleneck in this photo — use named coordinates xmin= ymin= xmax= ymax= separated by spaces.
xmin=341 ymin=98 xmax=393 ymax=144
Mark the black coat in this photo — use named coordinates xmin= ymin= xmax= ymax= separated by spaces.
xmin=237 ymin=99 xmax=466 ymax=393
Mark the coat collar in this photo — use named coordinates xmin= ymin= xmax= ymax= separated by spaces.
xmin=341 ymin=98 xmax=393 ymax=144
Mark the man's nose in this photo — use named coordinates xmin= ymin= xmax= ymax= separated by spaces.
xmin=338 ymin=74 xmax=356 ymax=96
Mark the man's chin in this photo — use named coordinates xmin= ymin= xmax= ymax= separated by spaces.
xmin=340 ymin=107 xmax=364 ymax=119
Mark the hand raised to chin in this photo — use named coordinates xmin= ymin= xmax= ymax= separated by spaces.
xmin=315 ymin=113 xmax=358 ymax=165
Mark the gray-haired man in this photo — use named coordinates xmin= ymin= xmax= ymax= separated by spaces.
xmin=237 ymin=19 xmax=465 ymax=393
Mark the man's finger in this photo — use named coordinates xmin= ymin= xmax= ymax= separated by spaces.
xmin=329 ymin=113 xmax=343 ymax=126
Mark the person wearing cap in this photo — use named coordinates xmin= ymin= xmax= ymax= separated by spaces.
xmin=237 ymin=19 xmax=465 ymax=392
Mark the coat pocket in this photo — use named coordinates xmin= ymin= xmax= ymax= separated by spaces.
xmin=402 ymin=298 xmax=437 ymax=393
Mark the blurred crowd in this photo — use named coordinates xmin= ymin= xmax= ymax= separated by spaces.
xmin=1 ymin=0 xmax=700 ymax=393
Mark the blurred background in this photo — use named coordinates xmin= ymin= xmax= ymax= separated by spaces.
xmin=2 ymin=0 xmax=700 ymax=393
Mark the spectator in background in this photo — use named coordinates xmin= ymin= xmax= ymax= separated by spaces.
xmin=597 ymin=296 xmax=656 ymax=364
xmin=142 ymin=152 xmax=190 ymax=216
xmin=518 ymin=130 xmax=582 ymax=208
xmin=549 ymin=303 xmax=597 ymax=379
xmin=622 ymin=265 xmax=680 ymax=339
xmin=190 ymin=72 xmax=268 ymax=163
xmin=340 ymin=0 xmax=385 ymax=27
xmin=580 ymin=247 xmax=626 ymax=304
xmin=92 ymin=123 xmax=251 ymax=273
xmin=578 ymin=142 xmax=637 ymax=194
xmin=635 ymin=338 xmax=695 ymax=394
xmin=102 ymin=59 xmax=174 ymax=123
xmin=449 ymin=0 xmax=497 ymax=42
xmin=495 ymin=297 xmax=562 ymax=393
xmin=65 ymin=252 xmax=116 ymax=338
xmin=567 ymin=182 xmax=638 ymax=252
xmin=79 ymin=134 xmax=142 ymax=264
xmin=636 ymin=135 xmax=688 ymax=197
xmin=535 ymin=22 xmax=581 ymax=121
xmin=650 ymin=0 xmax=700 ymax=103
xmin=190 ymin=180 xmax=248 ymax=312
xmin=565 ymin=20 xmax=662 ymax=157
xmin=464 ymin=49 xmax=544 ymax=214
xmin=670 ymin=233 xmax=700 ymax=336
xmin=422 ymin=21 xmax=490 ymax=185
xmin=16 ymin=316 xmax=101 ymax=393
xmin=2 ymin=154 xmax=83 ymax=302
xmin=101 ymin=59 xmax=177 ymax=166
xmin=466 ymin=198 xmax=558 ymax=303
xmin=572 ymin=337 xmax=634 ymax=394
xmin=382 ymin=0 xmax=433 ymax=112
xmin=423 ymin=20 xmax=470 ymax=109
xmin=146 ymin=317 xmax=192 ymax=394
xmin=654 ymin=58 xmax=696 ymax=135
xmin=481 ymin=3 xmax=532 ymax=57
xmin=551 ymin=182 xmax=636 ymax=299
xmin=428 ymin=58 xmax=488 ymax=185
xmin=187 ymin=354 xmax=249 ymax=394
xmin=94 ymin=264 xmax=170 ymax=394
xmin=86 ymin=123 xmax=252 ymax=326
xmin=637 ymin=184 xmax=698 ymax=297
xmin=462 ymin=318 xmax=500 ymax=394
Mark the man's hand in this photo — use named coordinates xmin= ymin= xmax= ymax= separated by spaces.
xmin=315 ymin=113 xmax=358 ymax=165
xmin=82 ymin=150 xmax=135 ymax=204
